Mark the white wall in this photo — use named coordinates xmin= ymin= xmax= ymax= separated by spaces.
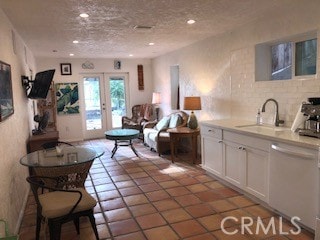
xmin=37 ymin=58 xmax=153 ymax=141
xmin=152 ymin=0 xmax=320 ymax=127
xmin=0 ymin=8 xmax=37 ymax=234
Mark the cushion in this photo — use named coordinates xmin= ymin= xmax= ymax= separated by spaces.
xmin=154 ymin=116 xmax=170 ymax=131
xmin=39 ymin=188 xmax=96 ymax=218
xmin=168 ymin=114 xmax=182 ymax=128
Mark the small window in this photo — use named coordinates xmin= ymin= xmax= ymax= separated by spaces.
xmin=295 ymin=38 xmax=317 ymax=76
xmin=271 ymin=42 xmax=292 ymax=80
xmin=255 ymin=32 xmax=317 ymax=81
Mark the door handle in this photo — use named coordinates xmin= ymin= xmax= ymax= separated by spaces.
xmin=271 ymin=144 xmax=314 ymax=159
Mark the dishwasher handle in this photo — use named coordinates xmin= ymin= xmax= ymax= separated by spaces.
xmin=271 ymin=144 xmax=315 ymax=160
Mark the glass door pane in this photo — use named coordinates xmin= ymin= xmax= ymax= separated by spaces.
xmin=83 ymin=77 xmax=102 ymax=130
xmin=109 ymin=77 xmax=127 ymax=128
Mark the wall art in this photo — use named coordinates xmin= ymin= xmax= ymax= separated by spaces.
xmin=114 ymin=60 xmax=121 ymax=70
xmin=137 ymin=64 xmax=144 ymax=90
xmin=0 ymin=61 xmax=14 ymax=121
xmin=56 ymin=82 xmax=79 ymax=115
xmin=60 ymin=63 xmax=72 ymax=75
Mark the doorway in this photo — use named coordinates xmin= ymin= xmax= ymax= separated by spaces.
xmin=82 ymin=73 xmax=129 ymax=139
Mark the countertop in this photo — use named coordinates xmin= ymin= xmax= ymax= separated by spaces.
xmin=200 ymin=119 xmax=320 ymax=150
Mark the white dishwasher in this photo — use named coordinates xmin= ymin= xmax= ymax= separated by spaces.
xmin=269 ymin=142 xmax=318 ymax=230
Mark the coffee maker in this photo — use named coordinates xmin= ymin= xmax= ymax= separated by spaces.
xmin=299 ymin=97 xmax=320 ymax=138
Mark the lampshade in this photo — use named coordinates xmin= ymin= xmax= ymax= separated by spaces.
xmin=183 ymin=96 xmax=201 ymax=129
xmin=183 ymin=96 xmax=201 ymax=110
xmin=152 ymin=92 xmax=161 ymax=104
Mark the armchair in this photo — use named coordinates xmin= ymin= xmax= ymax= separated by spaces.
xmin=122 ymin=104 xmax=154 ymax=132
xmin=143 ymin=111 xmax=188 ymax=156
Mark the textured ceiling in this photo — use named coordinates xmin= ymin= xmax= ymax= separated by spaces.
xmin=0 ymin=0 xmax=290 ymax=59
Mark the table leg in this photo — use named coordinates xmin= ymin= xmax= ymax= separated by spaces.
xmin=111 ymin=140 xmax=118 ymax=158
xmin=192 ymin=134 xmax=197 ymax=164
xmin=170 ymin=136 xmax=176 ymax=163
xmin=129 ymin=139 xmax=139 ymax=157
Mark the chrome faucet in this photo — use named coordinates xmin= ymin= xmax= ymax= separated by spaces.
xmin=261 ymin=98 xmax=284 ymax=127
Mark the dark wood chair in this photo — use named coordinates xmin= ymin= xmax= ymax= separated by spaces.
xmin=26 ymin=175 xmax=99 ymax=240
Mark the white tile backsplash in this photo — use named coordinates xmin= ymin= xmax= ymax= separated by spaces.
xmin=152 ymin=1 xmax=320 ymax=128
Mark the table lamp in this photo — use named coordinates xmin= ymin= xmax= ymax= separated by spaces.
xmin=152 ymin=92 xmax=161 ymax=121
xmin=183 ymin=96 xmax=201 ymax=129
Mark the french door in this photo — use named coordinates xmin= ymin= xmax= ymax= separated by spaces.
xmin=82 ymin=73 xmax=129 ymax=139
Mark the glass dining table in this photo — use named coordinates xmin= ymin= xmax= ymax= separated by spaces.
xmin=20 ymin=146 xmax=104 ymax=188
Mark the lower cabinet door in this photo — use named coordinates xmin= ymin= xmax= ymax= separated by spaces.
xmin=223 ymin=140 xmax=244 ymax=188
xmin=244 ymin=147 xmax=269 ymax=201
xmin=201 ymin=136 xmax=223 ymax=176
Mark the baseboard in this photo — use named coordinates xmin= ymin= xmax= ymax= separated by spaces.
xmin=14 ymin=188 xmax=30 ymax=235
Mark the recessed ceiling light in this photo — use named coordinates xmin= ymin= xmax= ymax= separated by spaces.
xmin=187 ymin=19 xmax=196 ymax=24
xmin=69 ymin=53 xmax=74 ymax=56
xmin=80 ymin=13 xmax=89 ymax=18
xmin=129 ymin=54 xmax=133 ymax=57
xmin=73 ymin=40 xmax=79 ymax=44
xmin=149 ymin=42 xmax=155 ymax=46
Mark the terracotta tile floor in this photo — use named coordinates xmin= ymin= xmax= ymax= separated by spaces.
xmin=19 ymin=139 xmax=315 ymax=240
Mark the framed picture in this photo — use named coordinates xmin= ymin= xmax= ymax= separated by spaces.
xmin=56 ymin=82 xmax=79 ymax=115
xmin=60 ymin=63 xmax=72 ymax=75
xmin=0 ymin=61 xmax=14 ymax=121
xmin=114 ymin=60 xmax=121 ymax=70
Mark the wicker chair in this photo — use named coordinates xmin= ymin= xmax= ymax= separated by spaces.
xmin=122 ymin=104 xmax=154 ymax=133
xmin=33 ymin=160 xmax=94 ymax=189
xmin=27 ymin=175 xmax=99 ymax=240
xmin=143 ymin=111 xmax=188 ymax=156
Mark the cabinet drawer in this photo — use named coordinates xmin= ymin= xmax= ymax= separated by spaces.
xmin=200 ymin=125 xmax=222 ymax=139
xmin=224 ymin=130 xmax=270 ymax=151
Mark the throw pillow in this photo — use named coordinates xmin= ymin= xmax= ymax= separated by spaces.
xmin=155 ymin=116 xmax=170 ymax=131
xmin=168 ymin=114 xmax=182 ymax=128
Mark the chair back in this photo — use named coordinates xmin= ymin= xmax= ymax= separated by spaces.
xmin=41 ymin=141 xmax=74 ymax=150
xmin=33 ymin=160 xmax=94 ymax=189
xmin=131 ymin=105 xmax=142 ymax=121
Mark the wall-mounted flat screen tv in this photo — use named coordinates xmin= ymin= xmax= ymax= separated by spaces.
xmin=28 ymin=69 xmax=55 ymax=99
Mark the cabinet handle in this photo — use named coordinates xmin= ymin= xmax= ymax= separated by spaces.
xmin=208 ymin=129 xmax=215 ymax=133
xmin=238 ymin=146 xmax=246 ymax=150
xmin=218 ymin=140 xmax=223 ymax=143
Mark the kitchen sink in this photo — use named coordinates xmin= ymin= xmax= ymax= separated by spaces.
xmin=235 ymin=124 xmax=288 ymax=133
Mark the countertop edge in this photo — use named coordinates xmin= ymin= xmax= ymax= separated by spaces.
xmin=200 ymin=119 xmax=320 ymax=150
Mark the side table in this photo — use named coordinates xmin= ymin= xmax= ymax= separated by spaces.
xmin=167 ymin=127 xmax=200 ymax=164
xmin=27 ymin=131 xmax=59 ymax=153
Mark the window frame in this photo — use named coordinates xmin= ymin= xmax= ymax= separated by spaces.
xmin=255 ymin=31 xmax=318 ymax=82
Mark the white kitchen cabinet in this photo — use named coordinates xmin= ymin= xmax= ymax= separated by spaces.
xmin=200 ymin=119 xmax=320 ymax=235
xmin=243 ymin=146 xmax=269 ymax=201
xmin=200 ymin=125 xmax=223 ymax=176
xmin=223 ymin=131 xmax=269 ymax=201
xmin=201 ymin=126 xmax=269 ymax=201
xmin=223 ymin=140 xmax=244 ymax=187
